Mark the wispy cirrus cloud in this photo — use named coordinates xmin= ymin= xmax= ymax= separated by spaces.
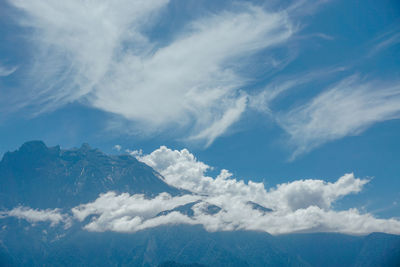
xmin=7 ymin=0 xmax=294 ymax=146
xmin=248 ymin=66 xmax=349 ymax=115
xmin=8 ymin=0 xmax=169 ymax=105
xmin=368 ymin=28 xmax=400 ymax=57
xmin=7 ymin=0 xmax=398 ymax=157
xmin=0 ymin=64 xmax=17 ymax=77
xmin=278 ymin=76 xmax=400 ymax=159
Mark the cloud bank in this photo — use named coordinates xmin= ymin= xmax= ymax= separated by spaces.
xmin=3 ymin=146 xmax=400 ymax=234
xmin=137 ymin=146 xmax=369 ymax=213
xmin=71 ymin=192 xmax=200 ymax=232
xmin=70 ymin=188 xmax=400 ymax=235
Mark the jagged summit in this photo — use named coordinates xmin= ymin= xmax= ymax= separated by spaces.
xmin=4 ymin=140 xmax=58 ymax=157
xmin=0 ymin=141 xmax=181 ymax=209
xmin=79 ymin=142 xmax=91 ymax=150
xmin=157 ymin=201 xmax=222 ymax=218
xmin=18 ymin=140 xmax=48 ymax=152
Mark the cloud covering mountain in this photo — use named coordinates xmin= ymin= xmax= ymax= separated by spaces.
xmin=3 ymin=144 xmax=400 ymax=235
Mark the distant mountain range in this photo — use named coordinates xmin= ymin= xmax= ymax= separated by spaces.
xmin=0 ymin=141 xmax=399 ymax=266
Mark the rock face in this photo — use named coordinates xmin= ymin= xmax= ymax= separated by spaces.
xmin=157 ymin=201 xmax=222 ymax=217
xmin=0 ymin=141 xmax=180 ymax=209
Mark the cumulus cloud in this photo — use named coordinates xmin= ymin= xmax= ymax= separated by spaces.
xmin=137 ymin=146 xmax=367 ymax=211
xmin=137 ymin=146 xmax=269 ymax=203
xmin=278 ymin=76 xmax=400 ymax=158
xmin=8 ymin=0 xmax=294 ymax=145
xmin=265 ymin=173 xmax=368 ymax=212
xmin=1 ymin=206 xmax=70 ymax=227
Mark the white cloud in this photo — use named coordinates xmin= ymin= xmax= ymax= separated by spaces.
xmin=69 ymin=182 xmax=400 ymax=235
xmin=1 ymin=206 xmax=70 ymax=227
xmin=0 ymin=64 xmax=17 ymax=77
xmin=8 ymin=0 xmax=294 ymax=145
xmin=137 ymin=146 xmax=367 ymax=212
xmin=113 ymin=144 xmax=122 ymax=151
xmin=278 ymin=76 xmax=400 ymax=158
xmin=248 ymin=66 xmax=349 ymax=115
xmin=368 ymin=29 xmax=400 ymax=57
xmin=137 ymin=146 xmax=368 ymax=212
xmin=188 ymin=95 xmax=248 ymax=147
xmin=234 ymin=207 xmax=400 ymax=235
xmin=71 ymin=191 xmax=200 ymax=232
xmin=137 ymin=146 xmax=269 ymax=202
xmin=68 ymin=188 xmax=400 ymax=234
xmin=265 ymin=173 xmax=368 ymax=211
xmin=126 ymin=148 xmax=143 ymax=157
xmin=9 ymin=0 xmax=169 ymax=104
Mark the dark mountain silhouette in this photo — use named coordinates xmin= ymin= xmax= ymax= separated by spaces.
xmin=246 ymin=201 xmax=273 ymax=213
xmin=157 ymin=201 xmax=221 ymax=217
xmin=0 ymin=141 xmax=180 ymax=209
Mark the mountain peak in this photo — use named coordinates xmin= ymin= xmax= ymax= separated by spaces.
xmin=0 ymin=141 xmax=181 ymax=209
xmin=79 ymin=142 xmax=92 ymax=151
xmin=19 ymin=140 xmax=48 ymax=153
xmin=1 ymin=140 xmax=60 ymax=164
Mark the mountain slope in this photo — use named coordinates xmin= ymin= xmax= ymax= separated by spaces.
xmin=1 ymin=222 xmax=399 ymax=267
xmin=0 ymin=141 xmax=180 ymax=209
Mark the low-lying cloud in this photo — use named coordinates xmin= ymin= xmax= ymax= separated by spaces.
xmin=70 ymin=189 xmax=400 ymax=235
xmin=72 ymin=192 xmax=200 ymax=232
xmin=1 ymin=206 xmax=70 ymax=227
xmin=1 ymin=146 xmax=399 ymax=234
xmin=5 ymin=146 xmax=397 ymax=235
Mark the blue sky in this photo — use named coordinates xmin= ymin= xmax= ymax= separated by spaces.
xmin=0 ymin=0 xmax=399 ymax=224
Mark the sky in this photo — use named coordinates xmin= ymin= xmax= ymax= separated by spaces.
xmin=0 ymin=0 xmax=400 ymax=233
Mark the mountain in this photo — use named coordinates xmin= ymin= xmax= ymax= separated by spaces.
xmin=0 ymin=141 xmax=180 ymax=209
xmin=274 ymin=232 xmax=400 ymax=267
xmin=158 ymin=261 xmax=208 ymax=267
xmin=1 ymin=222 xmax=399 ymax=267
xmin=0 ymin=141 xmax=399 ymax=267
